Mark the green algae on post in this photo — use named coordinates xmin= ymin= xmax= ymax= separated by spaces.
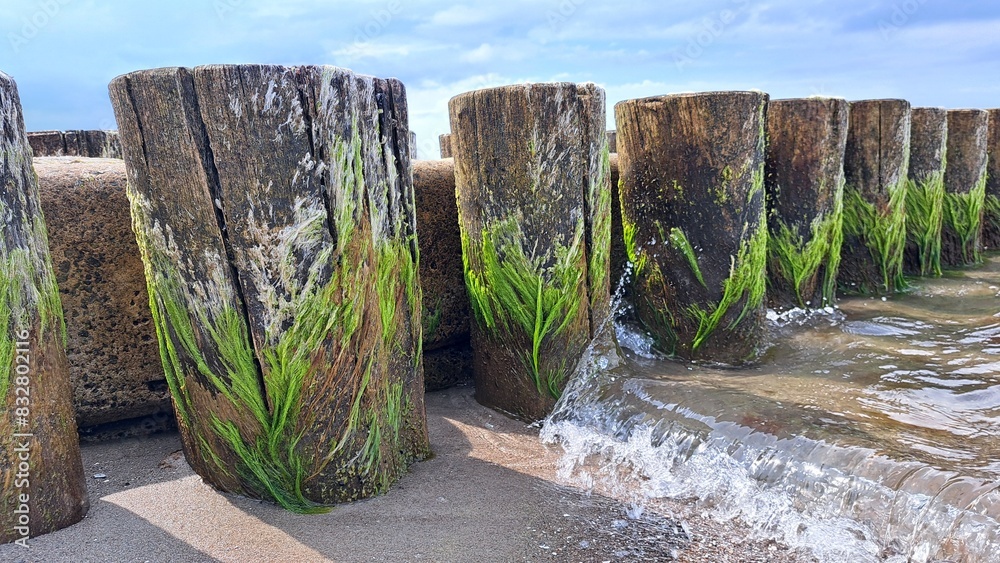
xmin=984 ymin=109 xmax=1000 ymax=249
xmin=617 ymin=91 xmax=769 ymax=364
xmin=462 ymin=218 xmax=586 ymax=399
xmin=905 ymin=107 xmax=948 ymax=277
xmin=941 ymin=109 xmax=990 ymax=267
xmin=986 ymin=194 xmax=1000 ymax=249
xmin=768 ymin=195 xmax=843 ymax=308
xmin=943 ymin=171 xmax=987 ymax=265
xmin=450 ymin=83 xmax=612 ymax=421
xmin=110 ymin=65 xmax=429 ymax=513
xmin=764 ymin=98 xmax=850 ymax=310
xmin=840 ymin=99 xmax=912 ymax=295
xmin=1 ymin=71 xmax=88 ymax=544
xmin=841 ymin=179 xmax=908 ymax=293
xmin=905 ymin=172 xmax=946 ymax=277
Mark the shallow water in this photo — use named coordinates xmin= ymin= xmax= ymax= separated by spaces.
xmin=543 ymin=253 xmax=1000 ymax=562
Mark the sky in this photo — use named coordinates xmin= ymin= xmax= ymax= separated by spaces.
xmin=2 ymin=0 xmax=999 ymax=158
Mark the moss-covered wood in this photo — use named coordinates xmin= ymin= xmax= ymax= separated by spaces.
xmin=1 ymin=71 xmax=88 ymax=544
xmin=904 ymin=108 xmax=948 ymax=277
xmin=840 ymin=99 xmax=911 ymax=295
xmin=617 ymin=91 xmax=769 ymax=364
xmin=764 ymin=98 xmax=848 ymax=310
xmin=109 ymin=65 xmax=429 ymax=514
xmin=985 ymin=109 xmax=1000 ymax=250
xmin=450 ymin=83 xmax=611 ymax=422
xmin=942 ymin=109 xmax=989 ymax=266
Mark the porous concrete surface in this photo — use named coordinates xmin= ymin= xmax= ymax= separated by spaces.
xmin=34 ymin=157 xmax=171 ymax=430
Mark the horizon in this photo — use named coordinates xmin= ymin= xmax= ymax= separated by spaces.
xmin=2 ymin=0 xmax=998 ymax=158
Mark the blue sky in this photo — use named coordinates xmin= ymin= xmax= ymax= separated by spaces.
xmin=2 ymin=0 xmax=998 ymax=158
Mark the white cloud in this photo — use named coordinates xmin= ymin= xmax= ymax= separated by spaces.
xmin=462 ymin=43 xmax=494 ymax=63
xmin=331 ymin=39 xmax=445 ymax=64
xmin=427 ymin=5 xmax=490 ymax=26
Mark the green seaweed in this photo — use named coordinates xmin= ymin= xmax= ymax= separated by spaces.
xmin=462 ymin=216 xmax=586 ymax=399
xmin=768 ymin=179 xmax=844 ymax=308
xmin=667 ymin=225 xmax=707 ymax=289
xmin=421 ymin=303 xmax=442 ymax=342
xmin=622 ymin=214 xmax=647 ymax=276
xmin=986 ymin=193 xmax=1000 ymax=238
xmin=687 ymin=214 xmax=768 ymax=352
xmin=905 ymin=170 xmax=945 ymax=277
xmin=943 ymin=170 xmax=987 ymax=265
xmin=841 ymin=178 xmax=908 ymax=293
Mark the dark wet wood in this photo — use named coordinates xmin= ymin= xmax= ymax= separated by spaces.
xmin=1 ymin=71 xmax=88 ymax=544
xmin=909 ymin=108 xmax=948 ymax=183
xmin=450 ymin=83 xmax=610 ymax=421
xmin=617 ymin=91 xmax=769 ymax=363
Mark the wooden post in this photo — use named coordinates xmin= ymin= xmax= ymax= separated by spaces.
xmin=764 ymin=97 xmax=848 ymax=310
xmin=942 ymin=109 xmax=989 ymax=266
xmin=985 ymin=109 xmax=1000 ymax=250
xmin=1 ymin=72 xmax=88 ymax=544
xmin=841 ymin=99 xmax=911 ymax=295
xmin=607 ymin=130 xmax=617 ymax=153
xmin=109 ymin=65 xmax=429 ymax=513
xmin=439 ymin=133 xmax=452 ymax=158
xmin=62 ymin=131 xmax=85 ymax=157
xmin=27 ymin=131 xmax=66 ymax=156
xmin=450 ymin=83 xmax=611 ymax=421
xmin=905 ymin=108 xmax=947 ymax=276
xmin=617 ymin=91 xmax=769 ymax=363
xmin=83 ymin=130 xmax=122 ymax=159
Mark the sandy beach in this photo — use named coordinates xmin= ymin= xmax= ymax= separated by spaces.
xmin=0 ymin=386 xmax=812 ymax=562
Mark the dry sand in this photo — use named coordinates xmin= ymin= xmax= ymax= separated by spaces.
xmin=0 ymin=386 xmax=814 ymax=562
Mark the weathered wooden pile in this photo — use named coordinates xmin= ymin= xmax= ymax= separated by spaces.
xmin=1 ymin=71 xmax=88 ymax=545
xmin=4 ymin=61 xmax=1000 ymax=541
xmin=26 ymin=130 xmax=121 ymax=159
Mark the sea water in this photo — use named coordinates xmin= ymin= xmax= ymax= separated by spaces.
xmin=542 ymin=253 xmax=1000 ymax=562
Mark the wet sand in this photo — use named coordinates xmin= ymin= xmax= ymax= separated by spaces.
xmin=0 ymin=386 xmax=812 ymax=562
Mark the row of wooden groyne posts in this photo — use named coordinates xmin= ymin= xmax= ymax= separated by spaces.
xmin=3 ymin=64 xmax=1000 ymax=542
